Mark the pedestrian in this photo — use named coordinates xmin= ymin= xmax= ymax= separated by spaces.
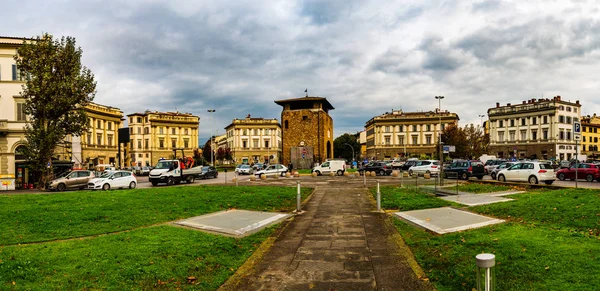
xmin=288 ymin=162 xmax=293 ymax=172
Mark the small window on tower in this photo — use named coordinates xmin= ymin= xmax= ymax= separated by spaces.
xmin=302 ymin=116 xmax=308 ymax=121
xmin=284 ymin=120 xmax=289 ymax=129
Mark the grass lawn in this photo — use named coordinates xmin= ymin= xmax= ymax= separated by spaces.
xmin=0 ymin=185 xmax=312 ymax=290
xmin=382 ymin=187 xmax=600 ymax=290
xmin=452 ymin=183 xmax=516 ymax=193
xmin=376 ymin=186 xmax=458 ymax=211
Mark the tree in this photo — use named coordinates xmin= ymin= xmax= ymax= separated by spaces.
xmin=441 ymin=124 xmax=489 ymax=159
xmin=15 ymin=34 xmax=96 ymax=188
xmin=333 ymin=133 xmax=360 ymax=162
xmin=202 ymin=140 xmax=212 ymax=164
xmin=193 ymin=148 xmax=206 ymax=166
xmin=215 ymin=147 xmax=233 ymax=164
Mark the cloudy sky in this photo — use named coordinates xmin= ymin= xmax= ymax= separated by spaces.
xmin=3 ymin=0 xmax=600 ymax=142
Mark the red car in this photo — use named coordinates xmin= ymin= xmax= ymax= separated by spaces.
xmin=556 ymin=163 xmax=600 ymax=182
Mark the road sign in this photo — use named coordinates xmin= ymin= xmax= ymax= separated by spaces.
xmin=574 ymin=122 xmax=581 ymax=135
xmin=574 ymin=135 xmax=581 ymax=141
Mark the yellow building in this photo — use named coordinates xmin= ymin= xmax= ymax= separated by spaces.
xmin=581 ymin=114 xmax=600 ymax=159
xmin=0 ymin=37 xmax=28 ymax=190
xmin=127 ymin=111 xmax=199 ymax=167
xmin=365 ymin=109 xmax=459 ymax=160
xmin=78 ymin=102 xmax=125 ymax=169
xmin=225 ymin=115 xmax=282 ymax=164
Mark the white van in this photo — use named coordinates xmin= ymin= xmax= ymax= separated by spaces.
xmin=312 ymin=160 xmax=346 ymax=176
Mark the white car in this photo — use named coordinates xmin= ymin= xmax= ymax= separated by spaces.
xmin=87 ymin=170 xmax=137 ymax=190
xmin=235 ymin=164 xmax=253 ymax=175
xmin=255 ymin=164 xmax=288 ymax=177
xmin=408 ymin=160 xmax=440 ymax=176
xmin=496 ymin=162 xmax=555 ymax=185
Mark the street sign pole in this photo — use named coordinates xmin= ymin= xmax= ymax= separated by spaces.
xmin=574 ymin=122 xmax=581 ymax=189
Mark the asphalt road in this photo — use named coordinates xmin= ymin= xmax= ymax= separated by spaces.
xmin=135 ymin=172 xmax=252 ymax=188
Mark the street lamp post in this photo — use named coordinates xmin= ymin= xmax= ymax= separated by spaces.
xmin=435 ymin=96 xmax=445 ymax=186
xmin=207 ymin=109 xmax=216 ymax=166
xmin=479 ymin=114 xmax=485 ymax=129
xmin=343 ymin=143 xmax=355 ymax=162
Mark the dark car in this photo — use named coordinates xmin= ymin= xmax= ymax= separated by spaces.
xmin=490 ymin=162 xmax=515 ymax=180
xmin=401 ymin=160 xmax=419 ymax=171
xmin=443 ymin=160 xmax=485 ymax=180
xmin=556 ymin=163 xmax=600 ymax=182
xmin=359 ymin=162 xmax=393 ymax=176
xmin=198 ymin=166 xmax=218 ymax=179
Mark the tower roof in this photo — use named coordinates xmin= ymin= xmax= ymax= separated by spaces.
xmin=274 ymin=96 xmax=335 ymax=110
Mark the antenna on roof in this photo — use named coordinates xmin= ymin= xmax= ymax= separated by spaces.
xmin=304 ymin=88 xmax=308 ymax=97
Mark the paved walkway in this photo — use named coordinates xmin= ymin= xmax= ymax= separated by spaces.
xmin=223 ymin=184 xmax=434 ymax=291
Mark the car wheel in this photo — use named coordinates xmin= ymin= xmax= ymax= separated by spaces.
xmin=558 ymin=173 xmax=565 ymax=181
xmin=57 ymin=183 xmax=66 ymax=192
xmin=477 ymin=176 xmax=483 ymax=180
xmin=544 ymin=181 xmax=554 ymax=185
xmin=214 ymin=172 xmax=218 ymax=179
xmin=586 ymin=174 xmax=594 ymax=182
xmin=129 ymin=181 xmax=136 ymax=189
xmin=316 ymin=170 xmax=321 ymax=176
xmin=188 ymin=176 xmax=195 ymax=183
xmin=102 ymin=183 xmax=110 ymax=191
xmin=336 ymin=170 xmax=343 ymax=176
xmin=167 ymin=177 xmax=174 ymax=186
xmin=529 ymin=175 xmax=538 ymax=185
xmin=498 ymin=175 xmax=506 ymax=182
xmin=379 ymin=170 xmax=385 ymax=176
xmin=461 ymin=172 xmax=468 ymax=180
xmin=151 ymin=181 xmax=158 ymax=186
xmin=491 ymin=173 xmax=496 ymax=180
xmin=408 ymin=170 xmax=413 ymax=176
xmin=443 ymin=172 xmax=448 ymax=179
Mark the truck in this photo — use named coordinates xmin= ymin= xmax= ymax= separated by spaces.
xmin=312 ymin=160 xmax=346 ymax=176
xmin=148 ymin=159 xmax=203 ymax=186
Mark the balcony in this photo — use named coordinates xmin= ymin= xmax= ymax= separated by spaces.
xmin=0 ymin=119 xmax=7 ymax=134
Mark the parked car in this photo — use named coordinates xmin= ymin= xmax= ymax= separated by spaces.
xmin=198 ymin=166 xmax=219 ymax=179
xmin=252 ymin=163 xmax=265 ymax=171
xmin=556 ymin=163 xmax=600 ymax=182
xmin=312 ymin=160 xmax=346 ymax=176
xmin=235 ymin=164 xmax=253 ymax=175
xmin=484 ymin=159 xmax=506 ymax=174
xmin=490 ymin=162 xmax=515 ymax=180
xmin=497 ymin=162 xmax=555 ymax=185
xmin=359 ymin=162 xmax=393 ymax=176
xmin=443 ymin=160 xmax=485 ymax=180
xmin=47 ymin=170 xmax=95 ymax=191
xmin=408 ymin=160 xmax=440 ymax=176
xmin=140 ymin=166 xmax=151 ymax=176
xmin=390 ymin=159 xmax=405 ymax=169
xmin=255 ymin=164 xmax=288 ymax=177
xmin=400 ymin=159 xmax=419 ymax=171
xmin=87 ymin=170 xmax=137 ymax=190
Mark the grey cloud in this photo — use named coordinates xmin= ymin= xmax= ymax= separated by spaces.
xmin=471 ymin=0 xmax=503 ymax=12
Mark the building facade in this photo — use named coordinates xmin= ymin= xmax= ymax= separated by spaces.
xmin=364 ymin=109 xmax=459 ymax=160
xmin=275 ymin=96 xmax=334 ymax=168
xmin=127 ymin=111 xmax=199 ymax=167
xmin=0 ymin=37 xmax=28 ymax=190
xmin=487 ymin=96 xmax=581 ymax=161
xmin=224 ymin=115 xmax=282 ymax=164
xmin=581 ymin=114 xmax=600 ymax=159
xmin=78 ymin=102 xmax=124 ymax=169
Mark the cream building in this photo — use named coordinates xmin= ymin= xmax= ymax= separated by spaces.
xmin=78 ymin=102 xmax=124 ymax=169
xmin=127 ymin=111 xmax=200 ymax=167
xmin=487 ymin=96 xmax=581 ymax=161
xmin=224 ymin=115 xmax=282 ymax=164
xmin=0 ymin=37 xmax=28 ymax=190
xmin=364 ymin=109 xmax=459 ymax=160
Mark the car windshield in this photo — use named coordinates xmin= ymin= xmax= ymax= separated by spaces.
xmin=99 ymin=172 xmax=113 ymax=178
xmin=241 ymin=165 xmax=250 ymax=169
xmin=155 ymin=161 xmax=173 ymax=169
xmin=539 ymin=163 xmax=554 ymax=170
xmin=202 ymin=167 xmax=210 ymax=172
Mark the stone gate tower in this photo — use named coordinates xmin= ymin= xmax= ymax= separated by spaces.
xmin=275 ymin=96 xmax=334 ymax=169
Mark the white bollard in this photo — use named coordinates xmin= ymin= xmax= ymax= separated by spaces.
xmin=376 ymin=180 xmax=381 ymax=211
xmin=476 ymin=253 xmax=496 ymax=291
xmin=296 ymin=181 xmax=301 ymax=212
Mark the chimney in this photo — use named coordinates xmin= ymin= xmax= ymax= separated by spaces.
xmin=507 ymin=103 xmax=511 ymax=106
xmin=496 ymin=102 xmax=500 ymax=108
xmin=532 ymin=98 xmax=536 ymax=103
xmin=576 ymin=100 xmax=580 ymax=105
xmin=556 ymin=95 xmax=561 ymax=101
xmin=523 ymin=101 xmax=526 ymax=104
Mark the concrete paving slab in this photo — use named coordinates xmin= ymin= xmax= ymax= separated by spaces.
xmin=175 ymin=209 xmax=291 ymax=237
xmin=394 ymin=207 xmax=504 ymax=234
xmin=440 ymin=193 xmax=514 ymax=206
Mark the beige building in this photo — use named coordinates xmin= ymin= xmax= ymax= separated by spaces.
xmin=78 ymin=102 xmax=125 ymax=169
xmin=581 ymin=114 xmax=600 ymax=159
xmin=127 ymin=111 xmax=200 ymax=167
xmin=0 ymin=37 xmax=28 ymax=190
xmin=487 ymin=96 xmax=581 ymax=161
xmin=365 ymin=109 xmax=459 ymax=160
xmin=224 ymin=115 xmax=282 ymax=164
